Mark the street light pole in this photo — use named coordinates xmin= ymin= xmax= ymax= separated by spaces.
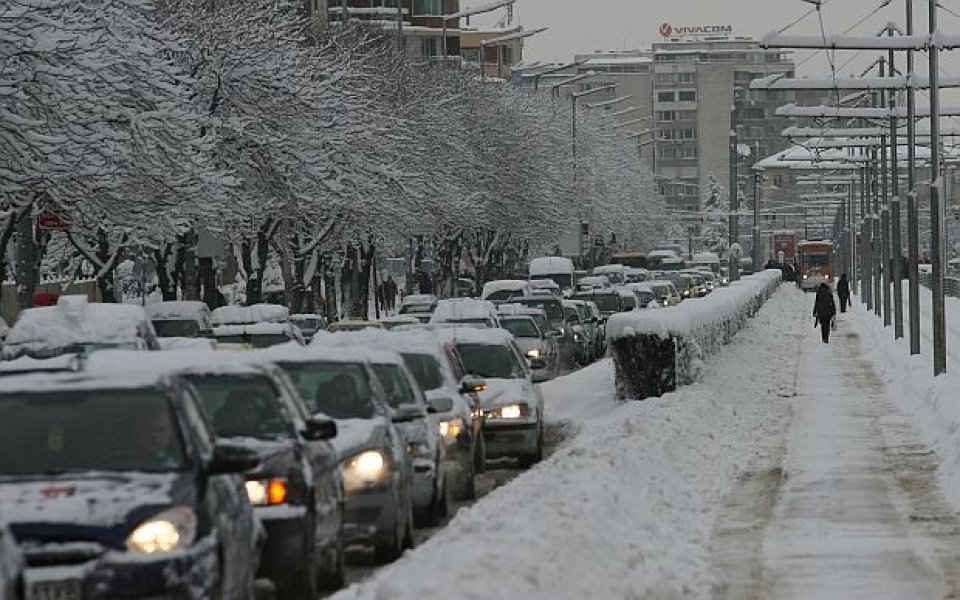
xmin=929 ymin=0 xmax=948 ymax=375
xmin=889 ymin=34 xmax=904 ymax=338
xmin=729 ymin=119 xmax=740 ymax=282
xmin=907 ymin=0 xmax=922 ymax=354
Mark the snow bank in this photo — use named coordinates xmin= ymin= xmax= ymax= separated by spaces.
xmin=847 ymin=283 xmax=960 ymax=507
xmin=210 ymin=303 xmax=288 ymax=326
xmin=607 ymin=270 xmax=782 ymax=399
xmin=330 ymin=288 xmax=801 ymax=600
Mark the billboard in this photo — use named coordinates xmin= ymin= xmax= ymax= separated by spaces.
xmin=659 ymin=23 xmax=733 ymax=39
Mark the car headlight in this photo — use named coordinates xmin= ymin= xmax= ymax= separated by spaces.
xmin=341 ymin=450 xmax=390 ymax=492
xmin=245 ymin=478 xmax=288 ymax=506
xmin=126 ymin=507 xmax=197 ymax=554
xmin=407 ymin=442 xmax=430 ymax=458
xmin=573 ymin=333 xmax=583 ymax=342
xmin=803 ymin=274 xmax=809 ymax=279
xmin=439 ymin=418 xmax=465 ymax=441
xmin=488 ymin=404 xmax=529 ymax=420
xmin=525 ymin=348 xmax=541 ymax=359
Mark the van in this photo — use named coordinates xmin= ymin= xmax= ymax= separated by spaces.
xmin=529 ymin=257 xmax=576 ymax=292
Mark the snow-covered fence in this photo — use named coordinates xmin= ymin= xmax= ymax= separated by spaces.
xmin=606 ymin=270 xmax=783 ymax=400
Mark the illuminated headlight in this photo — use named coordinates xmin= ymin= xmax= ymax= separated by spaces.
xmin=525 ymin=348 xmax=541 ymax=359
xmin=573 ymin=333 xmax=584 ymax=342
xmin=245 ymin=479 xmax=288 ymax=506
xmin=126 ymin=507 xmax=196 ymax=554
xmin=439 ymin=418 xmax=465 ymax=441
xmin=825 ymin=274 xmax=832 ymax=279
xmin=341 ymin=450 xmax=390 ymax=493
xmin=488 ymin=404 xmax=529 ymax=420
xmin=803 ymin=274 xmax=809 ymax=280
xmin=683 ymin=290 xmax=691 ymax=297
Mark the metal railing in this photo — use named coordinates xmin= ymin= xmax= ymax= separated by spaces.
xmin=918 ymin=273 xmax=960 ymax=298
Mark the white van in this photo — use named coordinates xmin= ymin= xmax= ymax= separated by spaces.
xmin=529 ymin=257 xmax=576 ymax=292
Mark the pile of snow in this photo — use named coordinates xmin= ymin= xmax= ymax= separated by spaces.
xmin=146 ymin=301 xmax=211 ymax=321
xmin=210 ymin=303 xmax=288 ymax=326
xmin=330 ymin=288 xmax=802 ymax=600
xmin=2 ymin=296 xmax=152 ymax=359
xmin=847 ymin=283 xmax=960 ymax=506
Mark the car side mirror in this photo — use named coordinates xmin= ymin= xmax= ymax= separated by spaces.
xmin=303 ymin=417 xmax=337 ymax=441
xmin=210 ymin=443 xmax=260 ymax=475
xmin=427 ymin=395 xmax=454 ymax=414
xmin=459 ymin=375 xmax=487 ymax=395
xmin=391 ymin=403 xmax=427 ymax=423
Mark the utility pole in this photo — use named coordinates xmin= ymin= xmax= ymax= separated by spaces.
xmin=907 ymin=0 xmax=922 ymax=355
xmin=729 ymin=117 xmax=741 ymax=282
xmin=889 ymin=30 xmax=904 ymax=339
xmin=929 ymin=0 xmax=948 ymax=375
xmin=879 ymin=56 xmax=892 ymax=327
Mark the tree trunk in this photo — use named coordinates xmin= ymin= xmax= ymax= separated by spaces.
xmin=15 ymin=211 xmax=39 ymax=310
xmin=94 ymin=228 xmax=117 ymax=303
xmin=182 ymin=231 xmax=199 ymax=301
xmin=199 ymin=257 xmax=219 ymax=308
xmin=154 ymin=242 xmax=178 ymax=301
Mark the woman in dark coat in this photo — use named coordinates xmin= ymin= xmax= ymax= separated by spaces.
xmin=813 ymin=282 xmax=837 ymax=343
xmin=836 ymin=273 xmax=851 ymax=313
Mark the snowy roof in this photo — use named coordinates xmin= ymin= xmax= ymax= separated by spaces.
xmin=257 ymin=344 xmax=394 ymax=366
xmin=146 ymin=301 xmax=211 ymax=321
xmin=4 ymin=297 xmax=150 ymax=355
xmin=481 ymin=280 xmax=532 ymax=299
xmin=84 ymin=349 xmax=262 ymax=378
xmin=593 ymin=265 xmax=627 ymax=274
xmin=431 ymin=299 xmax=498 ymax=323
xmin=497 ymin=304 xmax=546 ymax=317
xmin=210 ymin=304 xmax=289 ymax=326
xmin=212 ymin=323 xmax=292 ymax=336
xmin=0 ymin=371 xmax=167 ymax=395
xmin=582 ymin=56 xmax=652 ymax=66
xmin=312 ymin=328 xmax=445 ymax=357
xmin=529 ymin=279 xmax=561 ymax=289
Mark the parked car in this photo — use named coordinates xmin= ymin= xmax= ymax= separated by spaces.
xmin=430 ymin=299 xmax=501 ymax=329
xmin=147 ymin=301 xmax=213 ymax=339
xmin=86 ymin=351 xmax=346 ymax=597
xmin=498 ymin=315 xmax=560 ymax=382
xmin=314 ymin=329 xmax=486 ymax=501
xmin=290 ymin=314 xmax=327 ymax=343
xmin=263 ymin=346 xmax=416 ymax=562
xmin=480 ymin=280 xmax=533 ymax=303
xmin=212 ymin=322 xmax=305 ymax=349
xmin=435 ymin=328 xmax=545 ymax=467
xmin=363 ymin=353 xmax=450 ymax=525
xmin=0 ymin=372 xmax=262 ymax=600
xmin=2 ymin=296 xmax=160 ymax=360
xmin=0 ymin=510 xmax=22 ymax=600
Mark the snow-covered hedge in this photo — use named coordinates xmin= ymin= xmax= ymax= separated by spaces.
xmin=607 ymin=270 xmax=782 ymax=399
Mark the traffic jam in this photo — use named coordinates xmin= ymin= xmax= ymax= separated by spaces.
xmin=0 ymin=249 xmax=724 ymax=600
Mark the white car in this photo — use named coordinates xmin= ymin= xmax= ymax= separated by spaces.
xmin=435 ymin=328 xmax=545 ymax=467
xmin=211 ymin=322 xmax=304 ymax=349
xmin=430 ymin=298 xmax=501 ymax=329
xmin=480 ymin=280 xmax=533 ymax=303
xmin=147 ymin=301 xmax=213 ymax=338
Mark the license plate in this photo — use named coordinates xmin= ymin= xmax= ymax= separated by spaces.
xmin=26 ymin=578 xmax=82 ymax=600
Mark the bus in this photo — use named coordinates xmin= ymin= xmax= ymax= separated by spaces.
xmin=797 ymin=240 xmax=835 ymax=291
xmin=610 ymin=252 xmax=648 ymax=269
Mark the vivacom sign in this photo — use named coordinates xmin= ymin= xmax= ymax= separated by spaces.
xmin=659 ymin=23 xmax=733 ymax=38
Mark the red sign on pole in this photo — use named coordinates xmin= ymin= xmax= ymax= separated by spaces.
xmin=36 ymin=209 xmax=71 ymax=231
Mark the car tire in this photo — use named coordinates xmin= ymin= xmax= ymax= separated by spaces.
xmin=518 ymin=426 xmax=544 ymax=469
xmin=424 ymin=475 xmax=450 ymax=526
xmin=276 ymin=520 xmax=318 ymax=600
xmin=318 ymin=531 xmax=346 ymax=591
xmin=374 ymin=493 xmax=409 ymax=564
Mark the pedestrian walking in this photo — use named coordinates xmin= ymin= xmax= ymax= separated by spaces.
xmin=813 ymin=282 xmax=837 ymax=344
xmin=384 ymin=276 xmax=398 ymax=313
xmin=836 ymin=273 xmax=851 ymax=314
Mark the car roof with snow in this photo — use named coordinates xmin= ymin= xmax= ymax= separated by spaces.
xmin=313 ymin=328 xmax=445 ymax=354
xmin=146 ymin=301 xmax=211 ymax=320
xmin=4 ymin=297 xmax=151 ymax=352
xmin=433 ymin=326 xmax=515 ymax=347
xmin=481 ymin=280 xmax=531 ymax=296
xmin=211 ymin=303 xmax=289 ymax=326
xmin=430 ymin=298 xmax=498 ymax=323
xmin=0 ymin=371 xmax=172 ymax=395
xmin=84 ymin=349 xmax=266 ymax=378
xmin=257 ymin=344 xmax=399 ymax=366
xmin=211 ymin=322 xmax=293 ymax=336
xmin=497 ymin=303 xmax=546 ymax=317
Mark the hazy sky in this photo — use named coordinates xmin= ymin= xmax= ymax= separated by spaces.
xmin=470 ymin=0 xmax=960 ymax=78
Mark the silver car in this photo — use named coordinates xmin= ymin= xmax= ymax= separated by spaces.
xmin=498 ymin=315 xmax=560 ymax=382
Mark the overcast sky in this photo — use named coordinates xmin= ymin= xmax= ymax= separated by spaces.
xmin=470 ymin=0 xmax=960 ymax=78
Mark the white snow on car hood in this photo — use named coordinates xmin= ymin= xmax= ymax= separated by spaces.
xmin=476 ymin=378 xmax=532 ymax=410
xmin=328 ymin=418 xmax=387 ymax=459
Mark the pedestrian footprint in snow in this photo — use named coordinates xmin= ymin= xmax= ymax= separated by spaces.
xmin=813 ymin=282 xmax=837 ymax=344
xmin=836 ymin=273 xmax=851 ymax=314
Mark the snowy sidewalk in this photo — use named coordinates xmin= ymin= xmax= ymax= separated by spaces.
xmin=712 ymin=295 xmax=960 ymax=599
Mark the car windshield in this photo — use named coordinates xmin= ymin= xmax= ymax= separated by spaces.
xmin=502 ymin=318 xmax=540 ymax=338
xmin=485 ymin=290 xmax=524 ymax=301
xmin=574 ymin=294 xmax=620 ymax=312
xmin=621 ymin=295 xmax=637 ymax=309
xmin=371 ymin=364 xmax=418 ymax=408
xmin=401 ymin=353 xmax=445 ymax=392
xmin=515 ymin=299 xmax=564 ymax=325
xmin=186 ymin=374 xmax=295 ymax=441
xmin=214 ymin=333 xmax=290 ymax=348
xmin=152 ymin=319 xmax=201 ymax=338
xmin=399 ymin=304 xmax=433 ymax=315
xmin=526 ymin=314 xmax=549 ymax=332
xmin=456 ymin=343 xmax=525 ymax=379
xmin=0 ymin=389 xmax=186 ymax=475
xmin=278 ymin=361 xmax=377 ymax=419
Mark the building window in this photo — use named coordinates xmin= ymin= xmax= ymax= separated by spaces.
xmin=657 ymin=111 xmax=676 ymax=122
xmin=678 ymin=90 xmax=696 ymax=102
xmin=657 ymin=91 xmax=676 ymax=103
xmin=420 ymin=37 xmax=441 ymax=57
xmin=413 ymin=0 xmax=442 ymax=15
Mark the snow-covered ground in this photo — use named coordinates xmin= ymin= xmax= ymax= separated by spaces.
xmin=330 ymin=285 xmax=803 ymax=599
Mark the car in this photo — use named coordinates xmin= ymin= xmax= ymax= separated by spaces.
xmin=647 ymin=280 xmax=682 ymax=306
xmin=147 ymin=301 xmax=213 ymax=339
xmin=430 ymin=298 xmax=501 ymax=329
xmin=211 ymin=303 xmax=290 ymax=327
xmin=616 ymin=288 xmax=638 ymax=311
xmin=480 ymin=280 xmax=533 ymax=303
xmin=327 ymin=320 xmax=385 ymax=333
xmin=313 ymin=329 xmax=486 ymax=501
xmin=290 ymin=314 xmax=327 ymax=343
xmin=624 ymin=283 xmax=659 ymax=309
xmin=567 ymin=299 xmax=604 ymax=362
xmin=0 ymin=371 xmax=262 ymax=600
xmin=570 ymin=290 xmax=624 ymax=321
xmin=397 ymin=294 xmax=438 ymax=319
xmin=435 ymin=328 xmax=545 ymax=467
xmin=592 ymin=264 xmax=628 ymax=285
xmin=528 ymin=279 xmax=563 ymax=299
xmin=0 ymin=510 xmax=22 ymax=600
xmin=498 ymin=315 xmax=560 ymax=382
xmin=575 ymin=275 xmax=612 ymax=292
xmin=262 ymin=346 xmax=416 ymax=562
xmin=85 ymin=351 xmax=347 ymax=597
xmin=212 ymin=322 xmax=305 ymax=349
xmin=507 ymin=296 xmax=573 ymax=364
xmin=624 ymin=268 xmax=650 ymax=283
xmin=378 ymin=316 xmax=423 ymax=330
xmin=362 ymin=352 xmax=450 ymax=525
xmin=2 ymin=296 xmax=160 ymax=360
xmin=529 ymin=257 xmax=576 ymax=293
